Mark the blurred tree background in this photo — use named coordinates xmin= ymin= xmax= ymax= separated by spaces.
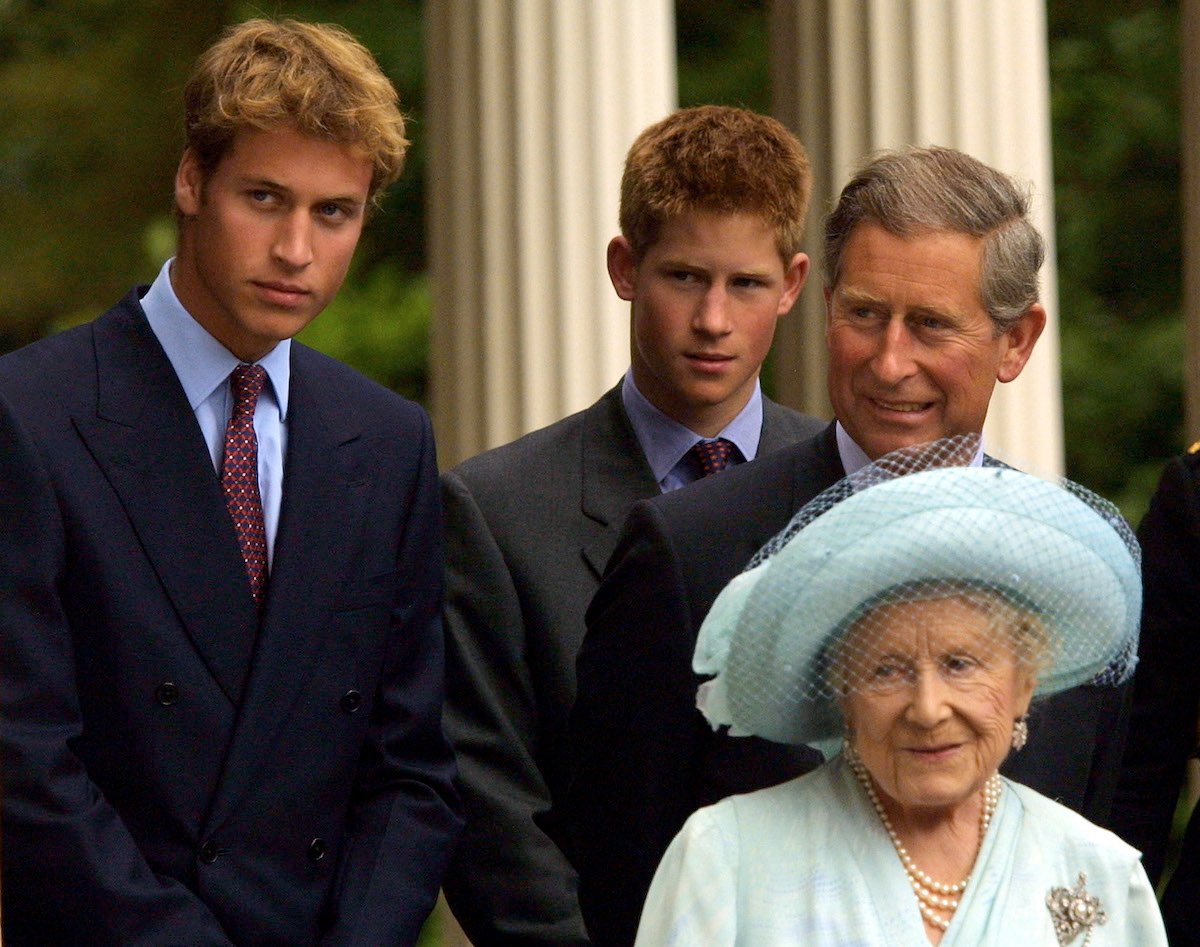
xmin=0 ymin=0 xmax=1182 ymax=521
xmin=1049 ymin=1 xmax=1180 ymax=522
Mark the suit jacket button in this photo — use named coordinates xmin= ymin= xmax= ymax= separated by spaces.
xmin=308 ymin=838 xmax=328 ymax=862
xmin=339 ymin=689 xmax=362 ymax=713
xmin=198 ymin=840 xmax=219 ymax=864
xmin=155 ymin=682 xmax=179 ymax=706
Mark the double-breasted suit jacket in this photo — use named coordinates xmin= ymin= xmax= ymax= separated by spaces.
xmin=0 ymin=291 xmax=461 ymax=945
xmin=440 ymin=384 xmax=824 ymax=945
xmin=568 ymin=425 xmax=1133 ymax=946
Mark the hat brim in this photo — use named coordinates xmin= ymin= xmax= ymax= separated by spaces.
xmin=696 ymin=467 xmax=1140 ymax=745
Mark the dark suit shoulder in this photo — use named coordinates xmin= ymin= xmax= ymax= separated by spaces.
xmin=289 ymin=341 xmax=426 ymax=428
xmin=0 ymin=321 xmax=95 ymax=381
xmin=759 ymin=397 xmax=826 ymax=455
xmin=454 ymin=385 xmax=628 ymax=467
xmin=446 ymin=385 xmax=642 ymax=512
xmin=0 ymin=292 xmax=145 ymax=388
xmin=647 ymin=422 xmax=839 ymax=537
xmin=0 ymin=292 xmax=153 ymax=428
xmin=451 ymin=402 xmax=595 ymax=486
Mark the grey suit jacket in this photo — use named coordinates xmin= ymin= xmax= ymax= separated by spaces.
xmin=440 ymin=383 xmax=824 ymax=945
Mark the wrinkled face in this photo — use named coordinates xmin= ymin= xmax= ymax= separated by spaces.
xmin=610 ymin=210 xmax=807 ymax=437
xmin=840 ymin=595 xmax=1035 ymax=819
xmin=172 ymin=125 xmax=373 ymax=362
xmin=825 ymin=223 xmax=1043 ymax=460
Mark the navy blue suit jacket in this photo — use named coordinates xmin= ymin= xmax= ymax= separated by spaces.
xmin=0 ymin=291 xmax=461 ymax=945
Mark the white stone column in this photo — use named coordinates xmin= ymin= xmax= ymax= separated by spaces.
xmin=426 ymin=1 xmax=677 ymax=467
xmin=770 ymin=0 xmax=1064 ymax=476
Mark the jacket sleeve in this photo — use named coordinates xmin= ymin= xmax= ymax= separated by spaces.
xmin=439 ymin=469 xmax=591 ymax=945
xmin=321 ymin=409 xmax=464 ymax=946
xmin=1111 ymin=454 xmax=1200 ymax=882
xmin=0 ymin=392 xmax=234 ymax=945
xmin=567 ymin=499 xmax=711 ymax=947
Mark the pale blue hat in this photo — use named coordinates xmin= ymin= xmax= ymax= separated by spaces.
xmin=694 ymin=449 xmax=1141 ymax=746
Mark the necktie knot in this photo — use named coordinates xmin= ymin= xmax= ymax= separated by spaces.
xmin=687 ymin=437 xmax=740 ymax=479
xmin=230 ymin=364 xmax=267 ymax=419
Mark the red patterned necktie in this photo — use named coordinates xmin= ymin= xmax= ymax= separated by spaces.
xmin=686 ymin=437 xmax=740 ymax=479
xmin=221 ymin=364 xmax=268 ymax=606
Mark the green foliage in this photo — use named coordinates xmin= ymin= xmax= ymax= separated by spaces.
xmin=297 ymin=266 xmax=430 ymax=404
xmin=1059 ymin=310 xmax=1183 ymax=525
xmin=0 ymin=0 xmax=228 ymax=347
xmin=1048 ymin=1 xmax=1181 ymax=521
xmin=676 ymin=0 xmax=769 ymax=111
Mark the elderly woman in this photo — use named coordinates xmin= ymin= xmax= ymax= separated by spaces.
xmin=634 ymin=448 xmax=1166 ymax=945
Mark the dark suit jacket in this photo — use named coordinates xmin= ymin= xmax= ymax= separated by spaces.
xmin=440 ymin=383 xmax=824 ymax=945
xmin=568 ymin=424 xmax=1132 ymax=946
xmin=1111 ymin=452 xmax=1200 ymax=945
xmin=0 ymin=291 xmax=461 ymax=946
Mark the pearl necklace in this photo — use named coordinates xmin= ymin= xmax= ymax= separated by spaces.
xmin=846 ymin=747 xmax=1002 ymax=932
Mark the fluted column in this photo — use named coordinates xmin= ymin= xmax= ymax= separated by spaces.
xmin=426 ymin=1 xmax=676 ymax=467
xmin=770 ymin=0 xmax=1064 ymax=476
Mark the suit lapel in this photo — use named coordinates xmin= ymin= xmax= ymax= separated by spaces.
xmin=74 ymin=297 xmax=259 ymax=704
xmin=786 ymin=422 xmax=845 ymax=522
xmin=204 ymin=345 xmax=373 ymax=830
xmin=579 ymin=385 xmax=661 ymax=578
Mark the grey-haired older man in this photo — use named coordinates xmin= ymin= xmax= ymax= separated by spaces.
xmin=567 ymin=146 xmax=1125 ymax=946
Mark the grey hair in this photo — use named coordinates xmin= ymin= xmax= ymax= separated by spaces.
xmin=824 ymin=581 xmax=1057 ymax=698
xmin=823 ymin=146 xmax=1045 ymax=333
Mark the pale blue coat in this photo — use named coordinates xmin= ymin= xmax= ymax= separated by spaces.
xmin=636 ymin=755 xmax=1166 ymax=946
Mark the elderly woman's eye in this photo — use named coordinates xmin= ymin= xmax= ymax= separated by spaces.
xmin=942 ymin=654 xmax=977 ymax=675
xmin=869 ymin=662 xmax=908 ymax=687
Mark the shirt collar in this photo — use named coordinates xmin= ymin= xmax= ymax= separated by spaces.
xmin=141 ymin=258 xmax=291 ymax=418
xmin=621 ymin=369 xmax=763 ymax=483
xmin=834 ymin=420 xmax=985 ymax=474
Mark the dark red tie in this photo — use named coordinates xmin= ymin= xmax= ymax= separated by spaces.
xmin=222 ymin=364 xmax=268 ymax=606
xmin=687 ymin=437 xmax=740 ymax=479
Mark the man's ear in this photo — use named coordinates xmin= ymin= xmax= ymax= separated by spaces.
xmin=776 ymin=252 xmax=810 ymax=315
xmin=175 ymin=149 xmax=203 ymax=218
xmin=606 ymin=236 xmax=638 ymax=302
xmin=996 ymin=303 xmax=1047 ymax=383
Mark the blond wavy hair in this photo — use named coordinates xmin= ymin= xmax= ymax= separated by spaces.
xmin=184 ymin=18 xmax=408 ymax=203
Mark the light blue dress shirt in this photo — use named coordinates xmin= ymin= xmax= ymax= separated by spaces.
xmin=621 ymin=369 xmax=764 ymax=492
xmin=141 ymin=258 xmax=290 ymax=566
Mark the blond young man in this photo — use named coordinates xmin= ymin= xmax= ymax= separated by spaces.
xmin=0 ymin=20 xmax=460 ymax=944
xmin=441 ymin=106 xmax=823 ymax=945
